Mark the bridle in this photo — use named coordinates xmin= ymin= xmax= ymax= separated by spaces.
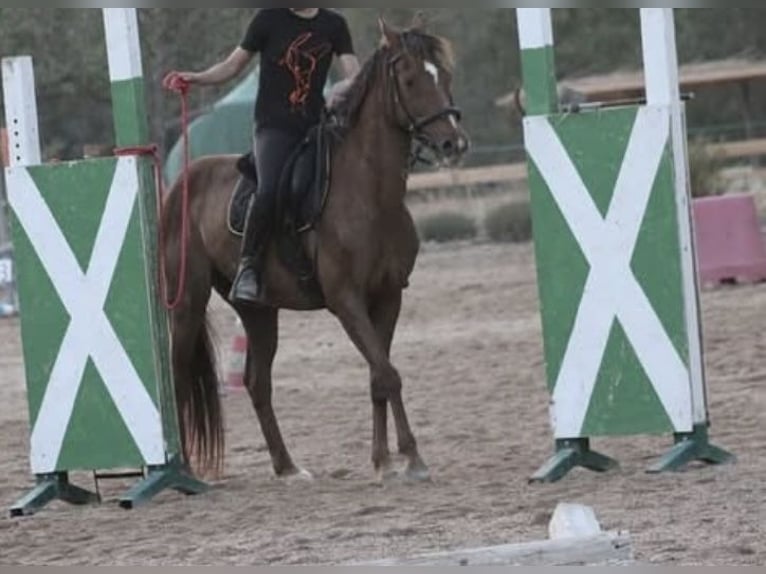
xmin=387 ymin=52 xmax=462 ymax=167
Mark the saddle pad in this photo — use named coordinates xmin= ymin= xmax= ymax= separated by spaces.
xmin=227 ymin=175 xmax=255 ymax=237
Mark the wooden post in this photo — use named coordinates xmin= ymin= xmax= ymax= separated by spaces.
xmin=1 ymin=128 xmax=9 ymax=168
xmin=640 ymin=8 xmax=708 ymax=430
xmin=1 ymin=57 xmax=42 ymax=168
xmin=352 ymin=532 xmax=634 ymax=566
xmin=517 ymin=9 xmax=558 ymax=116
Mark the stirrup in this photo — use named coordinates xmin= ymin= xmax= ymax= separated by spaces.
xmin=229 ymin=262 xmax=265 ymax=305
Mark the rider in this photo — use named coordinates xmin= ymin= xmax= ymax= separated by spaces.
xmin=165 ymin=8 xmax=360 ymax=304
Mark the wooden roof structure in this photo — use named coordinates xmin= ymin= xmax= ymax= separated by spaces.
xmin=496 ymin=57 xmax=766 ymax=108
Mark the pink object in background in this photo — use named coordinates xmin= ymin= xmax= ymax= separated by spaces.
xmin=692 ymin=194 xmax=766 ymax=287
xmin=224 ymin=326 xmax=249 ymax=393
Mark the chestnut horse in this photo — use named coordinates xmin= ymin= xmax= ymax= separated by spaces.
xmin=163 ymin=19 xmax=469 ymax=482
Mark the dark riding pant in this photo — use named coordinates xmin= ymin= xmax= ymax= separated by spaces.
xmin=240 ymin=128 xmax=305 ymax=258
xmin=230 ymin=128 xmax=305 ymax=304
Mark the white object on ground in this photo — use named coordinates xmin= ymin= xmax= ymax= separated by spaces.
xmin=549 ymin=503 xmax=604 ymax=541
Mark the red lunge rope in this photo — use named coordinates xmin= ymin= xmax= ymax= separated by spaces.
xmin=115 ymin=76 xmax=191 ymax=312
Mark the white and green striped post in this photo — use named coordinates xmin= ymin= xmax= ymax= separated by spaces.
xmin=639 ymin=9 xmax=731 ymax=475
xmin=516 ymin=9 xmax=557 ymax=117
xmin=4 ymin=9 xmax=206 ymax=517
xmin=517 ymin=8 xmax=732 ymax=483
xmin=103 ymin=8 xmax=149 ymax=148
xmin=101 ymin=7 xmax=207 ymax=509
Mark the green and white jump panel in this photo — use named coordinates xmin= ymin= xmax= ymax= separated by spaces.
xmin=3 ymin=9 xmax=206 ymax=518
xmin=8 ymin=157 xmax=167 ymax=471
xmin=517 ymin=8 xmax=732 ymax=482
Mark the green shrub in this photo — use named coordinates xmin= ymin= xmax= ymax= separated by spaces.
xmin=485 ymin=201 xmax=533 ymax=243
xmin=688 ymin=138 xmax=726 ymax=199
xmin=417 ymin=212 xmax=478 ymax=243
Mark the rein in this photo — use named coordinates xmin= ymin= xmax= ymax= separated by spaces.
xmin=117 ymin=75 xmax=192 ymax=312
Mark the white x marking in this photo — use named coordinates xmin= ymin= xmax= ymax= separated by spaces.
xmin=8 ymin=158 xmax=165 ymax=474
xmin=525 ymin=106 xmax=693 ymax=438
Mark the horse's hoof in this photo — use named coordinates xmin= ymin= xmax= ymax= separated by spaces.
xmin=278 ymin=467 xmax=314 ymax=483
xmin=405 ymin=459 xmax=432 ymax=483
xmin=376 ymin=457 xmax=431 ymax=484
xmin=376 ymin=464 xmax=399 ymax=484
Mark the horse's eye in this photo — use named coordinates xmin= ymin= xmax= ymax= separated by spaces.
xmin=405 ymin=78 xmax=415 ymax=88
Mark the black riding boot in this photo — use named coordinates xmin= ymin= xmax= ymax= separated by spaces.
xmin=229 ymin=193 xmax=273 ymax=305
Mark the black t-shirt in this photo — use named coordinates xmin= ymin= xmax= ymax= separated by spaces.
xmin=241 ymin=9 xmax=355 ymax=135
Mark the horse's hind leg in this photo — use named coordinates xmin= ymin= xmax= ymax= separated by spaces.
xmin=331 ymin=291 xmax=430 ymax=482
xmin=238 ymin=306 xmax=310 ymax=480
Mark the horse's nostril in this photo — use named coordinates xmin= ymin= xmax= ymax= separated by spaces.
xmin=442 ymin=140 xmax=455 ymax=154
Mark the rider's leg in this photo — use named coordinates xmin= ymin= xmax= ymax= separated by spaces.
xmin=230 ymin=128 xmax=303 ymax=305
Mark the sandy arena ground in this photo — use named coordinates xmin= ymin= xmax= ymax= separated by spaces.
xmin=0 ymin=242 xmax=764 ymax=566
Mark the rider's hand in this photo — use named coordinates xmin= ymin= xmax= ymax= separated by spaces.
xmin=163 ymin=71 xmax=195 ymax=93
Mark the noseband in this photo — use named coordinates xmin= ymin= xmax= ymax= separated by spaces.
xmin=387 ymin=52 xmax=462 ymax=163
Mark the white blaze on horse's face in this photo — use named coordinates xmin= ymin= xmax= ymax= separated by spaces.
xmin=424 ymin=61 xmax=458 ymax=129
xmin=424 ymin=61 xmax=439 ymax=85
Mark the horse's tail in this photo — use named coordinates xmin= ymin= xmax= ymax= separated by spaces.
xmin=176 ymin=317 xmax=225 ymax=477
xmin=162 ymin=164 xmax=225 ymax=476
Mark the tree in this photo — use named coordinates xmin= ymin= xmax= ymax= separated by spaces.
xmin=2 ymin=8 xmax=766 ymax=163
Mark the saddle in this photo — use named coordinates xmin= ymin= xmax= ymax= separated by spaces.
xmin=228 ymin=120 xmax=336 ymax=302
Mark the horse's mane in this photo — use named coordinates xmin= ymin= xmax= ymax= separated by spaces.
xmin=332 ymin=28 xmax=455 ymax=130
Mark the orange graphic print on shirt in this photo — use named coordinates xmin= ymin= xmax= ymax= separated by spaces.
xmin=280 ymin=33 xmax=332 ymax=112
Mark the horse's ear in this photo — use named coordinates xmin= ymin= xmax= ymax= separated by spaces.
xmin=379 ymin=17 xmax=400 ymax=49
xmin=411 ymin=11 xmax=427 ymax=31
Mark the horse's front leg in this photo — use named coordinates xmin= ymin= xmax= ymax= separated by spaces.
xmin=329 ymin=290 xmax=429 ymax=482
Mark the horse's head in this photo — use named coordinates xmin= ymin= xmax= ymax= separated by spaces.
xmin=379 ymin=16 xmax=470 ymax=167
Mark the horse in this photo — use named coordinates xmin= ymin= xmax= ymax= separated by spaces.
xmin=162 ymin=17 xmax=469 ymax=483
